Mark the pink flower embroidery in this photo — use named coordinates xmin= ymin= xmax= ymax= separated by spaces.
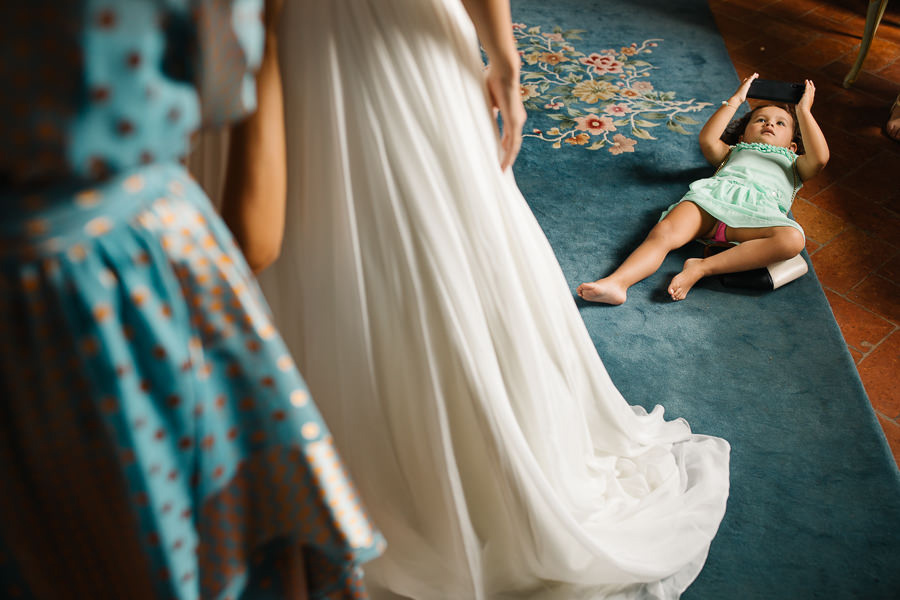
xmin=631 ymin=81 xmax=654 ymax=93
xmin=543 ymin=32 xmax=565 ymax=42
xmin=544 ymin=100 xmax=564 ymax=110
xmin=512 ymin=22 xmax=526 ymax=30
xmin=604 ymin=104 xmax=631 ymax=116
xmin=609 ymin=134 xmax=637 ymax=155
xmin=574 ymin=114 xmax=616 ymax=135
xmin=580 ymin=53 xmax=624 ymax=75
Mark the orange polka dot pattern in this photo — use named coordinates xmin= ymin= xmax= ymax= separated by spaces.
xmin=0 ymin=0 xmax=262 ymax=185
xmin=0 ymin=164 xmax=385 ymax=599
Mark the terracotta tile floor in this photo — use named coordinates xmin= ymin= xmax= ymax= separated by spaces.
xmin=707 ymin=0 xmax=900 ymax=466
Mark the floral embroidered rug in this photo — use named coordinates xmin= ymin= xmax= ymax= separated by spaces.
xmin=516 ymin=27 xmax=708 ymax=153
xmin=509 ymin=1 xmax=900 ymax=599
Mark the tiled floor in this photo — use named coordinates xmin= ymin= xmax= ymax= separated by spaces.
xmin=707 ymin=0 xmax=900 ymax=466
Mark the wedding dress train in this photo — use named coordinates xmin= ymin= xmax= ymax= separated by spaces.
xmin=259 ymin=0 xmax=731 ymax=597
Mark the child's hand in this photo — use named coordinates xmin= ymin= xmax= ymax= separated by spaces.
xmin=797 ymin=79 xmax=815 ymax=113
xmin=731 ymin=72 xmax=759 ymax=104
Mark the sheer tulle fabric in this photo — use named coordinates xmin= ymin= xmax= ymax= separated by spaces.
xmin=259 ymin=0 xmax=730 ymax=598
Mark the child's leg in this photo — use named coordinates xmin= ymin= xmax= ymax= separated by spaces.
xmin=668 ymin=225 xmax=805 ymax=300
xmin=577 ymin=201 xmax=716 ymax=304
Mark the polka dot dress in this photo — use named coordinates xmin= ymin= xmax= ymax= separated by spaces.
xmin=0 ymin=2 xmax=384 ymax=599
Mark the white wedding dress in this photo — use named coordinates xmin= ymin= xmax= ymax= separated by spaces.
xmin=259 ymin=0 xmax=731 ymax=598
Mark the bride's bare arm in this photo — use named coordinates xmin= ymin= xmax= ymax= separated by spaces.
xmin=460 ymin=0 xmax=526 ymax=170
xmin=220 ymin=0 xmax=286 ymax=274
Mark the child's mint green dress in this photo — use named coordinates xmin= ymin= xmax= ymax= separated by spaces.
xmin=661 ymin=142 xmax=804 ymax=237
xmin=0 ymin=1 xmax=383 ymax=598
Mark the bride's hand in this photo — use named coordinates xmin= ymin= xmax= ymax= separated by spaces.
xmin=485 ymin=61 xmax=526 ymax=171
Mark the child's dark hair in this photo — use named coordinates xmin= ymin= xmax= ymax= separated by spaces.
xmin=721 ymin=103 xmax=804 ymax=154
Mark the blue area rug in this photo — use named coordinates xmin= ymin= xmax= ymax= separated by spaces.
xmin=509 ymin=0 xmax=900 ymax=598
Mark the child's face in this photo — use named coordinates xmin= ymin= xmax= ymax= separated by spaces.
xmin=740 ymin=106 xmax=797 ymax=151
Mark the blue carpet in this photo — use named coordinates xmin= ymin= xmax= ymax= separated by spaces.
xmin=509 ymin=1 xmax=900 ymax=598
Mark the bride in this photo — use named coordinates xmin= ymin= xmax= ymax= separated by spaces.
xmin=253 ymin=0 xmax=730 ymax=597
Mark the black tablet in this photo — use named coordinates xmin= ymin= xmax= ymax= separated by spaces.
xmin=747 ymin=79 xmax=805 ymax=104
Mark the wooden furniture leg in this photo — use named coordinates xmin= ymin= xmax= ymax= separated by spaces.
xmin=844 ymin=0 xmax=889 ymax=87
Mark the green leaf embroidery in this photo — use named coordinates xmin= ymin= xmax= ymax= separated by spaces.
xmin=666 ymin=120 xmax=690 ymax=135
xmin=632 ymin=126 xmax=656 ymax=140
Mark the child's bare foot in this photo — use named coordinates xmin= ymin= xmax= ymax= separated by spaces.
xmin=668 ymin=258 xmax=706 ymax=301
xmin=577 ymin=278 xmax=627 ymax=305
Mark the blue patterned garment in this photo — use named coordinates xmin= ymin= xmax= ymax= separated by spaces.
xmin=0 ymin=1 xmax=384 ymax=598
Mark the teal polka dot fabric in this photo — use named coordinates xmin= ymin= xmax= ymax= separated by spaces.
xmin=0 ymin=2 xmax=385 ymax=598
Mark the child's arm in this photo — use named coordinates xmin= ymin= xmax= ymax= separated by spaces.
xmin=698 ymin=73 xmax=759 ymax=166
xmin=794 ymin=80 xmax=829 ymax=181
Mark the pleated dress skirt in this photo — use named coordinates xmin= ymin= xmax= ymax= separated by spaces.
xmin=261 ymin=0 xmax=732 ymax=598
xmin=0 ymin=163 xmax=384 ymax=600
